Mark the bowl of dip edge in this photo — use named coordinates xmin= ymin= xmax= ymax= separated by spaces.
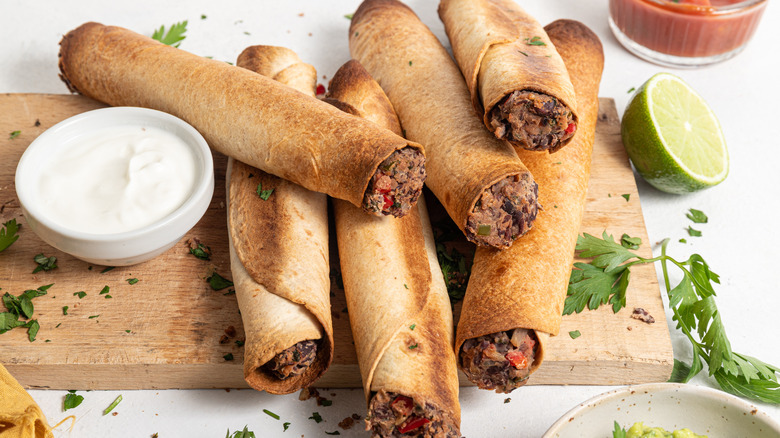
xmin=542 ymin=382 xmax=780 ymax=438
xmin=15 ymin=106 xmax=214 ymax=266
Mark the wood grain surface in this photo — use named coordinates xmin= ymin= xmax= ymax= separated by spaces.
xmin=0 ymin=93 xmax=673 ymax=389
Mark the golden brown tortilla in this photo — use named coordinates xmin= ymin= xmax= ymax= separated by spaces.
xmin=329 ymin=60 xmax=460 ymax=436
xmin=439 ymin=0 xmax=579 ymax=152
xmin=226 ymin=46 xmax=332 ymax=394
xmin=455 ymin=19 xmax=604 ymax=382
xmin=58 ymin=22 xmax=422 ymax=215
xmin=349 ymin=0 xmax=539 ymax=248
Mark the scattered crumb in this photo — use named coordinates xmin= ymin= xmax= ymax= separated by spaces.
xmin=627 ymin=326 xmax=633 ymax=331
xmin=504 ymin=398 xmax=511 ymax=404
xmin=299 ymin=387 xmax=318 ymax=401
xmin=112 ymin=412 xmax=118 ymax=416
xmin=351 ymin=413 xmax=361 ymax=420
xmin=298 ymin=12 xmax=304 ymax=17
xmin=219 ymin=335 xmax=230 ymax=344
xmin=631 ymin=308 xmax=655 ymax=324
xmin=308 ymin=32 xmax=313 ymax=37
xmin=225 ymin=389 xmax=231 ymax=393
xmin=225 ymin=326 xmax=237 ymax=337
xmin=34 ymin=119 xmax=41 ymax=127
xmin=338 ymin=417 xmax=355 ymax=430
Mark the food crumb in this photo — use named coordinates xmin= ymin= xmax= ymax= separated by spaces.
xmin=338 ymin=417 xmax=355 ymax=430
xmin=34 ymin=119 xmax=41 ymax=127
xmin=112 ymin=412 xmax=118 ymax=416
xmin=219 ymin=335 xmax=230 ymax=344
xmin=298 ymin=12 xmax=304 ymax=17
xmin=631 ymin=308 xmax=655 ymax=324
xmin=351 ymin=413 xmax=361 ymax=420
xmin=504 ymin=398 xmax=511 ymax=404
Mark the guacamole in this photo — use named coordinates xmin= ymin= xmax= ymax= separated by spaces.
xmin=626 ymin=422 xmax=707 ymax=438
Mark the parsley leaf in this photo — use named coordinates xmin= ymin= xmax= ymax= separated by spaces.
xmin=524 ymin=36 xmax=546 ymax=46
xmin=74 ymin=291 xmax=87 ymax=299
xmin=100 ymin=285 xmax=110 ymax=295
xmin=32 ymin=253 xmax=57 ymax=273
xmin=344 ymin=13 xmax=353 ymax=19
xmin=127 ymin=278 xmax=139 ymax=285
xmin=569 ymin=231 xmax=780 ymax=404
xmin=189 ymin=242 xmax=212 ymax=260
xmin=620 ymin=233 xmax=642 ymax=250
xmin=687 ymin=226 xmax=702 ymax=237
xmin=569 ymin=330 xmax=581 ymax=339
xmin=63 ymin=392 xmax=84 ymax=411
xmin=0 ymin=219 xmax=20 ymax=252
xmin=151 ymin=21 xmax=188 ymax=47
xmin=309 ymin=412 xmax=323 ymax=423
xmin=686 ymin=208 xmax=708 ymax=224
xmin=283 ymin=422 xmax=290 ymax=431
xmin=621 ymin=193 xmax=631 ymax=201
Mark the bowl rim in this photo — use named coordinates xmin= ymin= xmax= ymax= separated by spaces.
xmin=15 ymin=106 xmax=214 ymax=244
xmin=631 ymin=0 xmax=767 ymax=14
xmin=542 ymin=382 xmax=780 ymax=437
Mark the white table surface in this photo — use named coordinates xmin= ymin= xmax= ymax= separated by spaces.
xmin=2 ymin=1 xmax=779 ymax=437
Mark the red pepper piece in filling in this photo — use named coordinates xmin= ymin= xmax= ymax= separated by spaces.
xmin=391 ymin=395 xmax=414 ymax=417
xmin=316 ymin=84 xmax=326 ymax=96
xmin=397 ymin=416 xmax=431 ymax=434
xmin=565 ymin=122 xmax=576 ymax=134
xmin=382 ymin=194 xmax=394 ymax=210
xmin=505 ymin=350 xmax=528 ymax=369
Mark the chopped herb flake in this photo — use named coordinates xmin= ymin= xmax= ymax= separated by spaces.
xmin=344 ymin=13 xmax=353 ymax=19
xmin=32 ymin=253 xmax=57 ymax=273
xmin=686 ymin=208 xmax=708 ymax=224
xmin=256 ymin=183 xmax=274 ymax=201
xmin=409 ymin=324 xmax=416 ymax=330
xmin=628 ymin=87 xmax=636 ymax=94
xmin=409 ymin=344 xmax=418 ymax=350
xmin=89 ymin=315 xmax=100 ymax=319
xmin=309 ymin=412 xmax=323 ymax=423
xmin=226 ymin=426 xmax=256 ymax=438
xmin=127 ymin=278 xmax=139 ymax=285
xmin=125 ymin=330 xmax=131 ymax=333
xmin=283 ymin=422 xmax=290 ymax=431
xmin=620 ymin=234 xmax=642 ymax=250
xmin=621 ymin=194 xmax=630 ymax=202
xmin=0 ymin=219 xmax=20 ymax=252
xmin=518 ymin=50 xmax=528 ymax=56
xmin=403 ymin=284 xmax=408 ymax=289
xmin=504 ymin=397 xmax=511 ymax=403
xmin=100 ymin=266 xmax=115 ymax=273
xmin=679 ymin=238 xmax=687 ymax=244
xmin=151 ymin=21 xmax=188 ymax=47
xmin=208 ymin=271 xmax=234 ymax=290
xmin=325 ymin=431 xmax=340 ymax=435
xmin=74 ymin=291 xmax=86 ymax=299
xmin=687 ymin=226 xmax=702 ymax=237
xmin=9 ymin=130 xmax=21 ymax=139
xmin=103 ymin=395 xmax=122 ymax=415
xmin=189 ymin=242 xmax=212 ymax=260
xmin=100 ymin=285 xmax=110 ymax=295
xmin=62 ymin=306 xmax=68 ymax=315
xmin=224 ymin=353 xmax=234 ymax=361
xmin=235 ymin=340 xmax=245 ymax=347
xmin=263 ymin=409 xmax=280 ymax=420
xmin=524 ymin=36 xmax=546 ymax=46
xmin=569 ymin=330 xmax=581 ymax=339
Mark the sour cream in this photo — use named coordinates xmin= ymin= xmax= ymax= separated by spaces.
xmin=36 ymin=125 xmax=198 ymax=234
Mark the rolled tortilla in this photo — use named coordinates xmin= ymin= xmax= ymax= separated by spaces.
xmin=58 ymin=22 xmax=424 ymax=218
xmin=227 ymin=46 xmax=332 ymax=394
xmin=439 ymin=0 xmax=579 ymax=153
xmin=349 ymin=0 xmax=539 ymax=249
xmin=455 ymin=19 xmax=604 ymax=393
xmin=330 ymin=60 xmax=460 ymax=437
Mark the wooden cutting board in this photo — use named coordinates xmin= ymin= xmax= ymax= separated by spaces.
xmin=0 ymin=94 xmax=673 ymax=390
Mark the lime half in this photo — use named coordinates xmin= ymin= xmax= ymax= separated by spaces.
xmin=621 ymin=73 xmax=729 ymax=194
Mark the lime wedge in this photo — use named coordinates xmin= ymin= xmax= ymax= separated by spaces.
xmin=621 ymin=73 xmax=728 ymax=194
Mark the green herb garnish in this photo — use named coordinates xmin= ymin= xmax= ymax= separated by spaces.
xmin=0 ymin=219 xmax=20 ymax=252
xmin=344 ymin=13 xmax=353 ymax=19
xmin=9 ymin=130 xmax=21 ymax=139
xmin=627 ymin=87 xmax=635 ymax=94
xmin=151 ymin=21 xmax=188 ymax=47
xmin=235 ymin=340 xmax=244 ymax=347
xmin=74 ymin=291 xmax=86 ymax=299
xmin=687 ymin=226 xmax=702 ymax=237
xmin=569 ymin=330 xmax=581 ymax=339
xmin=613 ymin=421 xmax=627 ymax=438
xmin=100 ymin=266 xmax=115 ymax=273
xmin=686 ymin=208 xmax=708 ymax=224
xmin=263 ymin=409 xmax=280 ymax=420
xmin=524 ymin=36 xmax=546 ymax=46
xmin=127 ymin=278 xmax=139 ymax=285
xmin=620 ymin=233 xmax=642 ymax=250
xmin=62 ymin=306 xmax=68 ymax=315
xmin=621 ymin=194 xmax=631 ymax=201
xmin=679 ymin=238 xmax=687 ymax=244
xmin=309 ymin=412 xmax=323 ymax=423
xmin=189 ymin=242 xmax=212 ymax=260
xmin=226 ymin=426 xmax=256 ymax=438
xmin=283 ymin=422 xmax=290 ymax=431
xmin=100 ymin=285 xmax=110 ymax=295
xmin=103 ymin=395 xmax=122 ymax=415
xmin=208 ymin=271 xmax=234 ymax=290
xmin=223 ymin=353 xmax=234 ymax=361
xmin=567 ymin=231 xmax=780 ymax=404
xmin=325 ymin=432 xmax=340 ymax=436
xmin=403 ymin=284 xmax=409 ymax=289
xmin=256 ymin=183 xmax=274 ymax=201
xmin=518 ymin=50 xmax=528 ymax=57
xmin=89 ymin=315 xmax=100 ymax=319
xmin=409 ymin=324 xmax=416 ymax=330
xmin=63 ymin=392 xmax=84 ymax=411
xmin=409 ymin=344 xmax=418 ymax=350
xmin=32 ymin=253 xmax=57 ymax=273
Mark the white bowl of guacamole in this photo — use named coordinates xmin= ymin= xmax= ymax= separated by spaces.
xmin=542 ymin=383 xmax=780 ymax=438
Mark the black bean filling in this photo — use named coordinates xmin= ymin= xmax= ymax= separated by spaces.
xmin=459 ymin=329 xmax=538 ymax=394
xmin=262 ymin=340 xmax=318 ymax=380
xmin=366 ymin=390 xmax=459 ymax=438
xmin=465 ymin=174 xmax=539 ymax=249
xmin=489 ymin=90 xmax=576 ymax=152
xmin=363 ymin=147 xmax=426 ymax=218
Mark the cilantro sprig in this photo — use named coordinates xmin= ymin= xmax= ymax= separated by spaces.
xmin=151 ymin=21 xmax=188 ymax=47
xmin=566 ymin=231 xmax=780 ymax=404
xmin=0 ymin=219 xmax=20 ymax=252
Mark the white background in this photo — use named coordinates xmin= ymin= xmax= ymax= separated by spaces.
xmin=1 ymin=0 xmax=779 ymax=437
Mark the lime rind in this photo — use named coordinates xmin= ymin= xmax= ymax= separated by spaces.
xmin=645 ymin=73 xmax=729 ymax=186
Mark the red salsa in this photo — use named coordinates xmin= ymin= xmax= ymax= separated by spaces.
xmin=610 ymin=0 xmax=766 ymax=59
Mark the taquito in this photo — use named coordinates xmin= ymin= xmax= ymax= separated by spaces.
xmin=455 ymin=20 xmax=604 ymax=393
xmin=349 ymin=0 xmax=540 ymax=249
xmin=439 ymin=0 xmax=579 ymax=153
xmin=58 ymin=22 xmax=425 ymax=218
xmin=226 ymin=46 xmax=332 ymax=394
xmin=330 ymin=60 xmax=460 ymax=438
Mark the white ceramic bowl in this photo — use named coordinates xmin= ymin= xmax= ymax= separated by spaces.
xmin=15 ymin=106 xmax=214 ymax=266
xmin=543 ymin=383 xmax=780 ymax=438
